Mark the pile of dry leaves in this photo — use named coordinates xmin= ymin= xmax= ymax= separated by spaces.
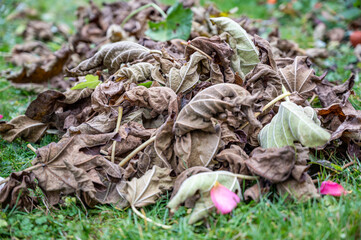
xmin=0 ymin=0 xmax=360 ymax=226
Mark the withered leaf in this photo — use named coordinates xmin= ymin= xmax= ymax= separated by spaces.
xmin=32 ymin=133 xmax=122 ymax=206
xmin=168 ymin=52 xmax=208 ymax=93
xmin=278 ymin=56 xmax=321 ymax=98
xmin=0 ymin=115 xmax=48 ymax=142
xmin=246 ymin=146 xmax=295 ymax=183
xmin=118 ymin=166 xmax=173 ymax=208
xmin=277 ymin=174 xmax=320 ymax=201
xmin=67 ymin=41 xmax=159 ymax=76
xmin=0 ymin=171 xmax=37 ymax=211
xmin=215 ymin=145 xmax=249 ymax=175
xmin=174 ymin=83 xmax=261 ymax=136
xmin=111 ymin=62 xmax=154 ymax=83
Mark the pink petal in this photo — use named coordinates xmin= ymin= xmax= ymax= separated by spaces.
xmin=320 ymin=181 xmax=347 ymax=196
xmin=0 ymin=115 xmax=2 ymax=120
xmin=210 ymin=181 xmax=240 ymax=214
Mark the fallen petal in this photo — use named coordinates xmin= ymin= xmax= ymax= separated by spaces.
xmin=320 ymin=181 xmax=348 ymax=196
xmin=211 ymin=181 xmax=240 ymax=214
xmin=0 ymin=115 xmax=3 ymax=120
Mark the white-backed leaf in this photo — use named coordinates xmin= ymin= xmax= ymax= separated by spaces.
xmin=167 ymin=171 xmax=241 ymax=224
xmin=258 ymin=101 xmax=331 ymax=148
xmin=210 ymin=17 xmax=259 ymax=79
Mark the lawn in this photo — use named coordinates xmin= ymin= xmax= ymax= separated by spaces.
xmin=0 ymin=0 xmax=360 ymax=239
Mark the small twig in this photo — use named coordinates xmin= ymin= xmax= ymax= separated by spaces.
xmin=234 ymin=174 xmax=259 ymax=180
xmin=309 ymin=93 xmax=317 ymax=105
xmin=27 ymin=144 xmax=37 ymax=153
xmin=131 ymin=205 xmax=171 ymax=229
xmin=119 ymin=136 xmax=156 ymax=167
xmin=100 ymin=150 xmax=108 ymax=155
xmin=121 ymin=3 xmax=167 ymax=27
xmin=342 ymin=161 xmax=356 ymax=170
xmin=180 ymin=41 xmax=212 ymax=61
xmin=111 ymin=107 xmax=123 ymax=163
xmin=141 ymin=208 xmax=148 ymax=230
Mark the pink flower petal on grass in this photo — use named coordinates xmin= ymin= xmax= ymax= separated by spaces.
xmin=210 ymin=181 xmax=240 ymax=214
xmin=320 ymin=181 xmax=348 ymax=196
xmin=0 ymin=115 xmax=3 ymax=120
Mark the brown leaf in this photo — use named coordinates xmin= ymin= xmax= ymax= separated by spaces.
xmin=118 ymin=166 xmax=173 ymax=208
xmin=244 ymin=181 xmax=270 ymax=202
xmin=174 ymin=83 xmax=261 ymax=136
xmin=276 ymin=174 xmax=320 ymax=201
xmin=7 ymin=45 xmax=71 ymax=84
xmin=246 ymin=146 xmax=295 ymax=183
xmin=278 ymin=56 xmax=321 ymax=98
xmin=31 ymin=133 xmax=122 ymax=206
xmin=91 ymin=81 xmax=125 ymax=114
xmin=0 ymin=115 xmax=48 ymax=142
xmin=215 ymin=145 xmax=249 ymax=175
xmin=125 ymin=86 xmax=178 ymax=118
xmin=67 ymin=41 xmax=156 ymax=76
xmin=0 ymin=171 xmax=38 ymax=211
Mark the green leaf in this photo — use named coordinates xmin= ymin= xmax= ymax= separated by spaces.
xmin=258 ymin=101 xmax=331 ymax=148
xmin=167 ymin=171 xmax=241 ymax=224
xmin=145 ymin=2 xmax=193 ymax=42
xmin=210 ymin=17 xmax=260 ymax=79
xmin=137 ymin=81 xmax=153 ymax=88
xmin=71 ymin=75 xmax=101 ymax=90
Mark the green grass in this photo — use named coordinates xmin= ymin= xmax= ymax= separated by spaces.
xmin=1 ymin=0 xmax=361 ymax=239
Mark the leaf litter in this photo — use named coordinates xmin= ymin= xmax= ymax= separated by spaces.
xmin=1 ymin=0 xmax=360 ymax=228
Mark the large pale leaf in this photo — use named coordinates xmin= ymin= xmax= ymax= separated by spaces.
xmin=67 ymin=41 xmax=156 ymax=76
xmin=210 ymin=17 xmax=259 ymax=79
xmin=167 ymin=171 xmax=241 ymax=224
xmin=118 ymin=166 xmax=173 ymax=207
xmin=258 ymin=101 xmax=331 ymax=148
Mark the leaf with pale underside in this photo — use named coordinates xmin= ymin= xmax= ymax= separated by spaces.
xmin=119 ymin=166 xmax=173 ymax=208
xmin=258 ymin=101 xmax=331 ymax=148
xmin=167 ymin=171 xmax=241 ymax=224
xmin=210 ymin=17 xmax=259 ymax=79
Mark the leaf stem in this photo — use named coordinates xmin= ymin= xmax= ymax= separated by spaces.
xmin=111 ymin=106 xmax=123 ymax=163
xmin=180 ymin=41 xmax=212 ymax=60
xmin=121 ymin=3 xmax=167 ymax=27
xmin=262 ymin=91 xmax=291 ymax=112
xmin=131 ymin=204 xmax=172 ymax=229
xmin=119 ymin=136 xmax=156 ymax=167
xmin=281 ymin=85 xmax=291 ymax=102
xmin=233 ymin=174 xmax=259 ymax=180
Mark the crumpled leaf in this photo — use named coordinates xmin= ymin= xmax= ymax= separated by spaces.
xmin=215 ymin=145 xmax=249 ymax=175
xmin=111 ymin=62 xmax=154 ymax=83
xmin=71 ymin=74 xmax=101 ymax=90
xmin=117 ymin=166 xmax=173 ymax=208
xmin=0 ymin=115 xmax=48 ymax=142
xmin=277 ymin=174 xmax=320 ymax=201
xmin=31 ymin=133 xmax=123 ymax=206
xmin=0 ymin=171 xmax=37 ymax=211
xmin=174 ymin=83 xmax=261 ymax=136
xmin=258 ymin=101 xmax=331 ymax=148
xmin=7 ymin=45 xmax=71 ymax=84
xmin=67 ymin=41 xmax=157 ymax=76
xmin=168 ymin=52 xmax=208 ymax=93
xmin=210 ymin=17 xmax=260 ymax=78
xmin=146 ymin=2 xmax=193 ymax=42
xmin=246 ymin=146 xmax=295 ymax=183
xmin=167 ymin=171 xmax=241 ymax=224
xmin=278 ymin=56 xmax=321 ymax=98
xmin=125 ymin=86 xmax=178 ymax=117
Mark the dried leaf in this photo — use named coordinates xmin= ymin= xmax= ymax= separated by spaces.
xmin=246 ymin=146 xmax=295 ymax=183
xmin=0 ymin=115 xmax=48 ymax=142
xmin=168 ymin=52 xmax=208 ymax=93
xmin=215 ymin=145 xmax=249 ymax=175
xmin=210 ymin=17 xmax=260 ymax=78
xmin=67 ymin=41 xmax=156 ymax=76
xmin=278 ymin=56 xmax=321 ymax=98
xmin=258 ymin=101 xmax=331 ymax=148
xmin=167 ymin=171 xmax=241 ymax=224
xmin=118 ymin=166 xmax=173 ymax=208
xmin=111 ymin=62 xmax=154 ymax=83
xmin=277 ymin=174 xmax=320 ymax=201
xmin=0 ymin=172 xmax=37 ymax=211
